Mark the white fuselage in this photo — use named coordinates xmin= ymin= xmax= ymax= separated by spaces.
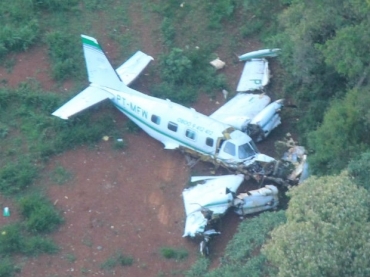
xmin=102 ymin=85 xmax=260 ymax=165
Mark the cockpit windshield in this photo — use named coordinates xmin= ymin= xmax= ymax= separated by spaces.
xmin=238 ymin=141 xmax=258 ymax=159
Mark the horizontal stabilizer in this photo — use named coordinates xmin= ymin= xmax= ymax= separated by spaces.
xmin=116 ymin=51 xmax=153 ymax=85
xmin=52 ymin=86 xmax=113 ymax=119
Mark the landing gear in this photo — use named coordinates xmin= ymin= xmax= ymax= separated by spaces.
xmin=199 ymin=229 xmax=220 ymax=256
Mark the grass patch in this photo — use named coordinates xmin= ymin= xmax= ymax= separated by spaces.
xmin=0 ymin=258 xmax=18 ymax=277
xmin=0 ymin=224 xmax=58 ymax=256
xmin=189 ymin=211 xmax=286 ymax=277
xmin=65 ymin=253 xmax=77 ymax=263
xmin=0 ymin=158 xmax=38 ymax=195
xmin=100 ymin=251 xmax=134 ymax=270
xmin=18 ymin=194 xmax=64 ymax=233
xmin=50 ymin=165 xmax=73 ymax=185
xmin=160 ymin=247 xmax=188 ymax=261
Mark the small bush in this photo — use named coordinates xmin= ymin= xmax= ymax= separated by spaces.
xmin=0 ymin=224 xmax=23 ymax=255
xmin=44 ymin=31 xmax=84 ymax=80
xmin=0 ymin=159 xmax=38 ymax=194
xmin=206 ymin=0 xmax=235 ymax=29
xmin=161 ymin=17 xmax=176 ymax=47
xmin=30 ymin=0 xmax=79 ymax=11
xmin=50 ymin=165 xmax=72 ymax=185
xmin=347 ymin=151 xmax=370 ymax=191
xmin=18 ymin=194 xmax=63 ymax=233
xmin=0 ymin=258 xmax=17 ymax=277
xmin=100 ymin=252 xmax=134 ymax=270
xmin=185 ymin=257 xmax=209 ymax=277
xmin=151 ymin=82 xmax=197 ymax=105
xmin=21 ymin=236 xmax=58 ymax=256
xmin=160 ymin=247 xmax=188 ymax=260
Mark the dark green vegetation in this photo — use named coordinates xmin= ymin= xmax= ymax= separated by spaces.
xmin=264 ymin=173 xmax=370 ymax=277
xmin=160 ymin=246 xmax=188 ymax=261
xmin=186 ymin=211 xmax=286 ymax=277
xmin=1 ymin=0 xmax=370 ymax=276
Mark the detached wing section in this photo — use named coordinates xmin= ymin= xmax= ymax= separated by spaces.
xmin=210 ymin=93 xmax=271 ymax=131
xmin=52 ymin=85 xmax=113 ymax=120
xmin=182 ymin=174 xmax=244 ymax=237
xmin=116 ymin=51 xmax=153 ymax=85
xmin=237 ymin=59 xmax=269 ymax=92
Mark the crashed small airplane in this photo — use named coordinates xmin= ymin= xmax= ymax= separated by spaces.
xmin=52 ymin=35 xmax=291 ymax=185
xmin=182 ymin=174 xmax=279 ymax=255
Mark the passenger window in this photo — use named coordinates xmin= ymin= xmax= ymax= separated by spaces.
xmin=151 ymin=115 xmax=161 ymax=125
xmin=206 ymin=137 xmax=214 ymax=147
xmin=186 ymin=129 xmax=196 ymax=140
xmin=223 ymin=141 xmax=236 ymax=156
xmin=168 ymin=122 xmax=178 ymax=132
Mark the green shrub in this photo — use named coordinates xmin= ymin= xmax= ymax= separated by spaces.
xmin=50 ymin=165 xmax=72 ymax=185
xmin=0 ymin=20 xmax=39 ymax=53
xmin=0 ymin=258 xmax=17 ymax=277
xmin=347 ymin=151 xmax=370 ymax=191
xmin=0 ymin=159 xmax=38 ymax=194
xmin=185 ymin=257 xmax=209 ymax=277
xmin=206 ymin=0 xmax=235 ymax=29
xmin=30 ymin=0 xmax=79 ymax=11
xmin=18 ymin=194 xmax=63 ymax=233
xmin=0 ymin=0 xmax=40 ymax=57
xmin=83 ymin=0 xmax=108 ymax=10
xmin=100 ymin=252 xmax=134 ymax=270
xmin=156 ymin=46 xmax=225 ymax=104
xmin=44 ymin=31 xmax=84 ymax=80
xmin=161 ymin=17 xmax=176 ymax=47
xmin=307 ymin=88 xmax=367 ymax=175
xmin=0 ymin=224 xmax=23 ymax=255
xmin=151 ymin=82 xmax=197 ymax=105
xmin=160 ymin=247 xmax=188 ymax=260
xmin=21 ymin=236 xmax=59 ymax=256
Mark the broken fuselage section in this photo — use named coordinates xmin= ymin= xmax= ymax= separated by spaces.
xmin=182 ymin=175 xmax=279 ymax=238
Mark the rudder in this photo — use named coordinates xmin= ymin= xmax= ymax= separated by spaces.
xmin=81 ymin=35 xmax=122 ymax=90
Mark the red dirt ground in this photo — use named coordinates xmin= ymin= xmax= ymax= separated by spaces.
xmin=0 ymin=7 xmax=289 ymax=276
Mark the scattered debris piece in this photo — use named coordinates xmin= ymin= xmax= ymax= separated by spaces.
xmin=210 ymin=58 xmax=226 ymax=70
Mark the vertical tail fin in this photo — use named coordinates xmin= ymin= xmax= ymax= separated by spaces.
xmin=81 ymin=35 xmax=123 ymax=90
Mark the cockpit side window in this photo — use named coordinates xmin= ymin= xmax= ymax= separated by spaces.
xmin=238 ymin=142 xmax=257 ymax=159
xmin=223 ymin=141 xmax=236 ymax=156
